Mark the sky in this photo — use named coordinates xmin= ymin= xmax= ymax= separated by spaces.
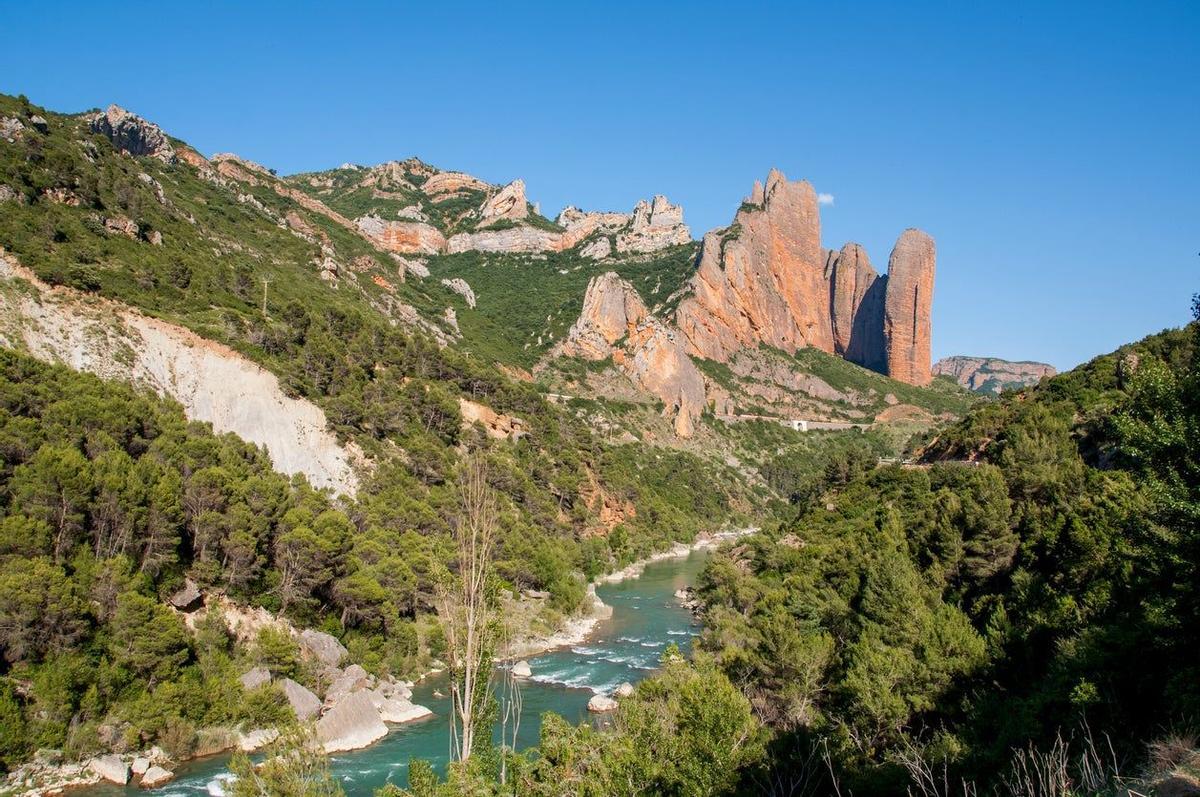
xmin=1 ymin=0 xmax=1196 ymax=370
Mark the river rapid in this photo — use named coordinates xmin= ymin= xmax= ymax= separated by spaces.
xmin=85 ymin=547 xmax=713 ymax=796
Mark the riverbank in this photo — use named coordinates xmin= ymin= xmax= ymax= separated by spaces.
xmin=9 ymin=529 xmax=756 ymax=796
xmin=505 ymin=527 xmax=757 ymax=661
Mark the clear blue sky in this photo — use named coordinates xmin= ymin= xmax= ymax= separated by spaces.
xmin=2 ymin=1 xmax=1196 ymax=369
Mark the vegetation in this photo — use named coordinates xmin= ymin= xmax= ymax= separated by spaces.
xmin=0 ymin=92 xmax=754 ymax=773
xmin=426 ymin=243 xmax=700 ymax=368
xmin=691 ymin=310 xmax=1200 ymax=793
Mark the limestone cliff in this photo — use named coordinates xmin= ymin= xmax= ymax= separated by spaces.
xmin=933 ymin=356 xmax=1055 ymax=394
xmin=0 ymin=254 xmax=359 ymax=495
xmin=673 ymin=169 xmax=935 ymax=386
xmin=555 ymin=273 xmax=705 ymax=437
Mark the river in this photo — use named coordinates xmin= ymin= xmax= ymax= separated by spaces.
xmin=84 ymin=547 xmax=712 ymax=796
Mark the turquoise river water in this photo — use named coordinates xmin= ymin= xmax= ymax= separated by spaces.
xmin=84 ymin=548 xmax=711 ymax=796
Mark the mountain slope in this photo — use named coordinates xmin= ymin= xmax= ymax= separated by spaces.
xmin=693 ymin=317 xmax=1200 ymax=791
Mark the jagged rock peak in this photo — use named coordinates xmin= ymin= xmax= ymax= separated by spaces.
xmin=559 ymin=272 xmax=649 ymax=359
xmin=88 ymin=104 xmax=176 ymax=163
xmin=556 ymin=273 xmax=705 ymax=438
xmin=479 ymin=179 xmax=529 ymax=226
xmin=618 ymin=194 xmax=690 ymax=253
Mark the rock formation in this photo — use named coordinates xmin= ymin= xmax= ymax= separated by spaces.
xmin=447 ymin=226 xmax=562 ymax=254
xmin=422 ymin=170 xmax=489 ymax=199
xmin=478 ymin=179 xmax=529 ymax=226
xmin=616 ymin=195 xmax=691 ymax=253
xmin=355 ymin=214 xmax=446 ymax=255
xmin=674 ymin=169 xmax=935 ymax=386
xmin=88 ymin=105 xmax=176 ymax=163
xmin=440 ymin=277 xmax=477 ymax=307
xmin=556 ymin=273 xmax=705 ymax=437
xmin=280 ymin=678 xmax=322 ymax=720
xmin=316 ymin=690 xmax=389 ymax=753
xmin=554 ymin=197 xmax=691 ymax=258
xmin=883 ymin=229 xmax=936 ymax=385
xmin=933 ymin=356 xmax=1055 ymax=394
xmin=826 ymin=243 xmax=886 ymax=371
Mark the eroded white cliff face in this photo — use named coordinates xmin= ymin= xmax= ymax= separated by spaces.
xmin=0 ymin=254 xmax=359 ymax=495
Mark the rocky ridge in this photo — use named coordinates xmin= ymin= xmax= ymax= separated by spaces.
xmin=933 ymin=356 xmax=1056 ymax=393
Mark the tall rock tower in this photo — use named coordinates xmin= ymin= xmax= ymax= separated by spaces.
xmin=673 ymin=170 xmax=935 ymax=386
xmin=883 ymin=229 xmax=936 ymax=385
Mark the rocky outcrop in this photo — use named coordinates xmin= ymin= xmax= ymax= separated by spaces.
xmin=447 ymin=226 xmax=562 ymax=254
xmin=440 ymin=277 xmax=477 ymax=308
xmin=316 ymin=691 xmax=389 ymax=753
xmin=580 ymin=236 xmax=612 ymax=260
xmin=422 ymin=171 xmax=489 ymax=199
xmin=555 ymin=197 xmax=690 ymax=257
xmin=616 ymin=195 xmax=691 ymax=253
xmin=459 ymin=398 xmax=526 ymax=440
xmin=479 ymin=179 xmax=529 ymax=226
xmin=556 ymin=273 xmax=705 ymax=437
xmin=674 ymin=169 xmax=935 ymax=386
xmin=883 ymin=229 xmax=936 ymax=385
xmin=0 ymin=254 xmax=359 ymax=495
xmin=88 ymin=105 xmax=176 ymax=163
xmin=512 ymin=660 xmax=532 ymax=678
xmin=933 ymin=356 xmax=1055 ymax=394
xmin=355 ymin=215 xmax=446 ymax=255
xmin=588 ymin=694 xmax=618 ymax=712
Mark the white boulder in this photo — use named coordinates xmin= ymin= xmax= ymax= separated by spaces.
xmin=89 ymin=755 xmax=129 ymax=785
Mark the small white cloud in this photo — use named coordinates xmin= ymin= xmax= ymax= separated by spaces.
xmin=817 ymin=193 xmax=835 ymax=206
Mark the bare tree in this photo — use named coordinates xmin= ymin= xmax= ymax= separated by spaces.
xmin=436 ymin=457 xmax=500 ymax=763
xmin=496 ymin=616 xmax=523 ymax=785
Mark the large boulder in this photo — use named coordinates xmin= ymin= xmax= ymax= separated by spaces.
xmin=280 ymin=678 xmax=322 ymax=721
xmin=167 ymin=579 xmax=202 ymax=610
xmin=587 ymin=694 xmax=619 ymax=713
xmin=89 ymin=755 xmax=130 ymax=785
xmin=140 ymin=765 xmax=174 ymax=787
xmin=298 ymin=629 xmax=348 ymax=668
xmin=376 ymin=696 xmax=434 ymax=724
xmin=511 ymin=660 xmax=532 ymax=678
xmin=238 ymin=728 xmax=279 ymax=752
xmin=316 ymin=690 xmax=389 ymax=753
xmin=324 ymin=665 xmax=373 ymax=706
xmin=239 ymin=666 xmax=271 ymax=691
